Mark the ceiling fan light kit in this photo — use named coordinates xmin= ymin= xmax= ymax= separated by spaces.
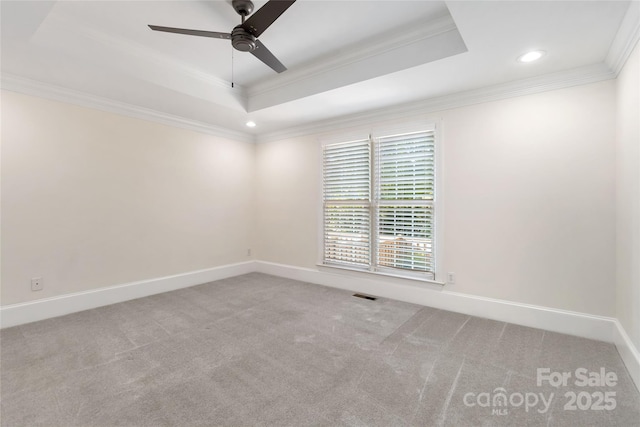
xmin=148 ymin=0 xmax=295 ymax=73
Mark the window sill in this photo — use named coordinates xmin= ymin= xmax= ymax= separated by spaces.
xmin=316 ymin=263 xmax=445 ymax=287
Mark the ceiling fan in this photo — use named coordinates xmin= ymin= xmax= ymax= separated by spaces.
xmin=149 ymin=0 xmax=296 ymax=73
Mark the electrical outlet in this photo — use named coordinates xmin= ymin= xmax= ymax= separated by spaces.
xmin=247 ymin=248 xmax=251 ymax=257
xmin=31 ymin=277 xmax=43 ymax=291
xmin=447 ymin=272 xmax=456 ymax=284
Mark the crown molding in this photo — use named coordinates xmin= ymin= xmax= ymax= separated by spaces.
xmin=605 ymin=0 xmax=640 ymax=75
xmin=2 ymin=59 xmax=616 ymax=147
xmin=255 ymin=63 xmax=615 ymax=144
xmin=247 ymin=26 xmax=466 ymax=112
xmin=247 ymin=14 xmax=457 ymax=99
xmin=1 ymin=74 xmax=255 ymax=144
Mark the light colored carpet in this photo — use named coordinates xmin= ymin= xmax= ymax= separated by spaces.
xmin=1 ymin=273 xmax=639 ymax=426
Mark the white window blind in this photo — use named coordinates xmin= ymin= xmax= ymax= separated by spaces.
xmin=375 ymin=131 xmax=435 ymax=276
xmin=323 ymin=140 xmax=371 ymax=268
xmin=322 ymin=128 xmax=436 ymax=279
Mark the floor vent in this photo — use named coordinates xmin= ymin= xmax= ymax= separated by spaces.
xmin=353 ymin=293 xmax=377 ymax=301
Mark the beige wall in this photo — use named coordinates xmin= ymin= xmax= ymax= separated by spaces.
xmin=1 ymin=91 xmax=254 ymax=305
xmin=0 ymin=77 xmax=622 ymax=320
xmin=254 ymin=133 xmax=321 ymax=269
xmin=255 ymin=80 xmax=617 ymax=317
xmin=616 ymin=41 xmax=640 ymax=350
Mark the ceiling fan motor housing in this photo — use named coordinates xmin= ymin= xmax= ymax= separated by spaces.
xmin=231 ymin=26 xmax=257 ymax=52
xmin=232 ymin=0 xmax=254 ymax=17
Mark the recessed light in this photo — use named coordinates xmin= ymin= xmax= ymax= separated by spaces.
xmin=518 ymin=50 xmax=545 ymax=63
xmin=246 ymin=121 xmax=256 ymax=128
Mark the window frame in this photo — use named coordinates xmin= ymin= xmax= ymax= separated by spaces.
xmin=318 ymin=121 xmax=444 ymax=285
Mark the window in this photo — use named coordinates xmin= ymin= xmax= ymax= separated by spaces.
xmin=322 ymin=125 xmax=437 ymax=280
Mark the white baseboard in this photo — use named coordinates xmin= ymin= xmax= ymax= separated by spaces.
xmin=2 ymin=259 xmax=638 ymax=391
xmin=613 ymin=320 xmax=640 ymax=392
xmin=256 ymin=261 xmax=640 ymax=391
xmin=0 ymin=260 xmax=617 ymax=340
xmin=0 ymin=261 xmax=254 ymax=329
xmin=255 ymin=261 xmax=617 ymax=343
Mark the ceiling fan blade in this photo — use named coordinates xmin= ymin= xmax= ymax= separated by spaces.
xmin=148 ymin=25 xmax=231 ymax=39
xmin=241 ymin=0 xmax=296 ymax=37
xmin=251 ymin=39 xmax=287 ymax=73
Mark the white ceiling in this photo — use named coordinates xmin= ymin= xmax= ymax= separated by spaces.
xmin=1 ymin=1 xmax=634 ymax=139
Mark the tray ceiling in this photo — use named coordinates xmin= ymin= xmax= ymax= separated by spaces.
xmin=1 ymin=1 xmax=633 ymax=138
